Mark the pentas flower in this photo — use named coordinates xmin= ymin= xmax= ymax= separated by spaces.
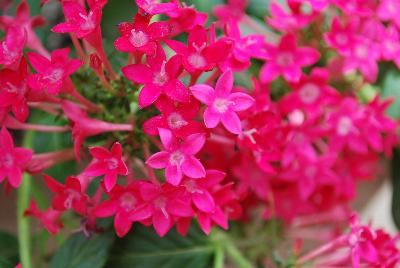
xmin=332 ymin=0 xmax=375 ymax=16
xmin=0 ymin=127 xmax=32 ymax=188
xmin=123 ymin=45 xmax=188 ymax=107
xmin=114 ymin=13 xmax=171 ymax=56
xmin=131 ymin=182 xmax=193 ymax=237
xmin=27 ymin=48 xmax=82 ymax=95
xmin=266 ymin=0 xmax=318 ymax=31
xmin=166 ymin=6 xmax=208 ymax=37
xmin=143 ymin=96 xmax=204 ymax=138
xmin=380 ymin=26 xmax=400 ymax=67
xmin=146 ymin=128 xmax=206 ymax=185
xmin=324 ymin=17 xmax=358 ymax=56
xmin=0 ymin=0 xmax=48 ymax=57
xmin=221 ymin=20 xmax=266 ymax=71
xmin=301 ymin=0 xmax=331 ymax=11
xmin=0 ymin=26 xmax=26 ymax=68
xmin=212 ymin=0 xmax=248 ymax=23
xmin=52 ymin=1 xmax=102 ymax=39
xmin=136 ymin=0 xmax=178 ymax=15
xmin=190 ymin=70 xmax=255 ymax=134
xmin=44 ymin=174 xmax=88 ymax=215
xmin=0 ymin=59 xmax=31 ymax=122
xmin=342 ymin=37 xmax=380 ymax=82
xmin=378 ymin=0 xmax=400 ymax=27
xmin=84 ymin=142 xmax=128 ymax=192
xmin=24 ymin=200 xmax=63 ymax=234
xmin=93 ymin=182 xmax=150 ymax=237
xmin=260 ymin=33 xmax=320 ymax=83
xmin=165 ymin=25 xmax=232 ymax=74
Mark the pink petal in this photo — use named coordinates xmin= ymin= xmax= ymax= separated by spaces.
xmin=197 ymin=212 xmax=211 ymax=234
xmin=296 ymin=47 xmax=320 ymax=66
xmin=164 ymin=39 xmax=189 ymax=55
xmin=0 ymin=127 xmax=14 ymax=151
xmin=189 ymin=84 xmax=215 ymax=105
xmin=181 ymin=156 xmax=206 ymax=179
xmin=215 ymin=69 xmax=233 ymax=97
xmin=158 ymin=128 xmax=174 ymax=149
xmin=27 ymin=52 xmax=50 ymax=73
xmin=228 ymin=92 xmax=255 ymax=111
xmin=282 ymin=66 xmax=302 ymax=82
xmin=129 ymin=204 xmax=152 ymax=221
xmin=8 ymin=167 xmax=22 ymax=188
xmin=193 ymin=191 xmax=215 ymax=212
xmin=122 ymin=64 xmax=153 ymax=84
xmin=111 ymin=142 xmax=123 ymax=157
xmin=104 ymin=173 xmax=118 ymax=192
xmin=153 ymin=209 xmax=172 ymax=237
xmin=203 ymin=107 xmax=220 ymax=128
xmin=89 ymin=146 xmax=110 ymax=159
xmin=221 ymin=110 xmax=242 ymax=134
xmin=114 ymin=37 xmax=134 ymax=52
xmin=165 ymin=164 xmax=183 ymax=185
xmin=181 ymin=133 xmax=206 ymax=155
xmin=146 ymin=151 xmax=169 ymax=169
xmin=13 ymin=148 xmax=33 ymax=166
xmin=260 ymin=63 xmax=280 ymax=83
xmin=84 ymin=161 xmax=107 ymax=177
xmin=93 ymin=200 xmax=118 ymax=217
xmin=167 ymin=199 xmax=193 ymax=217
xmin=114 ymin=211 xmax=133 ymax=237
xmin=138 ymin=85 xmax=162 ymax=108
xmin=164 ymin=79 xmax=189 ymax=103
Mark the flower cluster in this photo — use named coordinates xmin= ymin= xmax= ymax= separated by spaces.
xmin=1 ymin=0 xmax=400 ymax=267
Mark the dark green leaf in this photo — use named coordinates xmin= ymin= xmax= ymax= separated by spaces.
xmin=381 ymin=71 xmax=400 ymax=119
xmin=49 ymin=232 xmax=115 ymax=268
xmin=0 ymin=231 xmax=19 ymax=268
xmin=106 ymin=224 xmax=214 ymax=268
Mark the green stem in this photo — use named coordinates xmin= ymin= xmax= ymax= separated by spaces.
xmin=213 ymin=241 xmax=224 ymax=268
xmin=17 ymin=130 xmax=34 ymax=268
xmin=225 ymin=241 xmax=254 ymax=268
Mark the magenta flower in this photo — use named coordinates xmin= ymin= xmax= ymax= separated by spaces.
xmin=0 ymin=26 xmax=26 ymax=68
xmin=114 ymin=13 xmax=171 ymax=56
xmin=0 ymin=59 xmax=31 ymax=122
xmin=27 ymin=48 xmax=82 ymax=95
xmin=0 ymin=127 xmax=32 ymax=188
xmin=260 ymin=33 xmax=320 ymax=83
xmin=122 ymin=45 xmax=189 ymax=107
xmin=212 ymin=0 xmax=248 ymax=23
xmin=136 ymin=0 xmax=178 ymax=15
xmin=190 ymin=70 xmax=255 ymax=134
xmin=24 ymin=200 xmax=63 ymax=234
xmin=324 ymin=17 xmax=358 ymax=56
xmin=0 ymin=0 xmax=48 ymax=57
xmin=165 ymin=25 xmax=232 ymax=74
xmin=146 ymin=128 xmax=206 ymax=186
xmin=143 ymin=95 xmax=204 ymax=138
xmin=378 ymin=0 xmax=400 ymax=27
xmin=131 ymin=182 xmax=193 ymax=237
xmin=93 ymin=183 xmax=151 ymax=237
xmin=84 ymin=142 xmax=129 ymax=192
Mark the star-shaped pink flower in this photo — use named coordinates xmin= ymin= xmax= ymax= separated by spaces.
xmin=0 ymin=26 xmax=26 ymax=69
xmin=146 ymin=128 xmax=206 ymax=186
xmin=190 ymin=70 xmax=255 ymax=134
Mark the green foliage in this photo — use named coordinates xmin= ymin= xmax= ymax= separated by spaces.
xmin=105 ymin=224 xmax=214 ymax=268
xmin=0 ymin=231 xmax=19 ymax=268
xmin=49 ymin=232 xmax=115 ymax=268
xmin=382 ymin=71 xmax=400 ymax=119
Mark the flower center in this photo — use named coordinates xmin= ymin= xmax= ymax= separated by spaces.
xmin=1 ymin=42 xmax=17 ymax=63
xmin=1 ymin=153 xmax=14 ymax=168
xmin=45 ymin=68 xmax=64 ymax=83
xmin=213 ymin=98 xmax=232 ymax=113
xmin=288 ymin=109 xmax=305 ymax=126
xmin=299 ymin=83 xmax=320 ymax=104
xmin=154 ymin=196 xmax=169 ymax=219
xmin=188 ymin=53 xmax=206 ymax=68
xmin=79 ymin=12 xmax=95 ymax=31
xmin=304 ymin=166 xmax=317 ymax=179
xmin=105 ymin=157 xmax=119 ymax=170
xmin=153 ymin=61 xmax=168 ymax=86
xmin=169 ymin=151 xmax=185 ymax=166
xmin=184 ymin=179 xmax=203 ymax=194
xmin=64 ymin=189 xmax=80 ymax=209
xmin=5 ymin=82 xmax=20 ymax=94
xmin=119 ymin=192 xmax=137 ymax=211
xmin=355 ymin=45 xmax=368 ymax=59
xmin=129 ymin=29 xmax=149 ymax=47
xmin=167 ymin=112 xmax=188 ymax=129
xmin=276 ymin=52 xmax=294 ymax=67
xmin=335 ymin=34 xmax=348 ymax=46
xmin=337 ymin=116 xmax=353 ymax=136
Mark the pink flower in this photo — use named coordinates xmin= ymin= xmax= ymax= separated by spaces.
xmin=136 ymin=0 xmax=178 ymax=15
xmin=131 ymin=182 xmax=193 ymax=237
xmin=84 ymin=142 xmax=128 ymax=192
xmin=212 ymin=0 xmax=248 ymax=23
xmin=0 ymin=127 xmax=32 ymax=188
xmin=266 ymin=0 xmax=318 ymax=31
xmin=24 ymin=200 xmax=63 ymax=234
xmin=0 ymin=0 xmax=48 ymax=57
xmin=324 ymin=17 xmax=358 ymax=56
xmin=146 ymin=128 xmax=206 ymax=185
xmin=0 ymin=26 xmax=26 ymax=68
xmin=93 ymin=182 xmax=151 ymax=237
xmin=44 ymin=174 xmax=88 ymax=215
xmin=260 ymin=33 xmax=320 ymax=83
xmin=122 ymin=45 xmax=189 ymax=107
xmin=27 ymin=48 xmax=82 ymax=95
xmin=114 ymin=13 xmax=171 ymax=56
xmin=143 ymin=95 xmax=204 ymax=138
xmin=332 ymin=0 xmax=375 ymax=16
xmin=378 ymin=0 xmax=400 ymax=27
xmin=165 ymin=25 xmax=232 ymax=74
xmin=0 ymin=59 xmax=31 ymax=122
xmin=380 ymin=26 xmax=400 ymax=68
xmin=52 ymin=1 xmax=102 ymax=38
xmin=166 ymin=6 xmax=207 ymax=37
xmin=190 ymin=70 xmax=255 ymax=134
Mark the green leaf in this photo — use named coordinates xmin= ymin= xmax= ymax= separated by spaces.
xmin=381 ymin=71 xmax=400 ymax=119
xmin=0 ymin=231 xmax=19 ymax=268
xmin=49 ymin=232 xmax=115 ymax=268
xmin=105 ymin=224 xmax=214 ymax=268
